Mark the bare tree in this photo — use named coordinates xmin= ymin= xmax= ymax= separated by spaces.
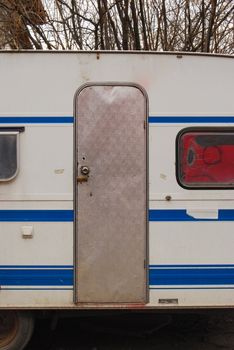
xmin=0 ymin=0 xmax=47 ymax=48
xmin=0 ymin=0 xmax=233 ymax=54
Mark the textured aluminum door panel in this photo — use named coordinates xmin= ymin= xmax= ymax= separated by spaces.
xmin=75 ymin=84 xmax=147 ymax=303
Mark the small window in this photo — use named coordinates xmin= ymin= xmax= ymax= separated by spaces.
xmin=0 ymin=132 xmax=19 ymax=181
xmin=177 ymin=129 xmax=234 ymax=188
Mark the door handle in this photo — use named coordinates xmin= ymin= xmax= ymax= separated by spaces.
xmin=77 ymin=175 xmax=88 ymax=183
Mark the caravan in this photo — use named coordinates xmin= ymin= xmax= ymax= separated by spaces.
xmin=0 ymin=51 xmax=233 ymax=349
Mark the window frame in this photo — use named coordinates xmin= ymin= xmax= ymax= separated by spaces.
xmin=0 ymin=127 xmax=24 ymax=182
xmin=176 ymin=127 xmax=234 ymax=190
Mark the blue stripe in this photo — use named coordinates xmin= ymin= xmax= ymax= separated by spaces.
xmin=149 ymin=267 xmax=234 ymax=286
xmin=0 ymin=265 xmax=73 ymax=269
xmin=0 ymin=117 xmax=73 ymax=124
xmin=1 ymin=116 xmax=233 ymax=124
xmin=0 ymin=210 xmax=74 ymax=222
xmin=2 ymin=264 xmax=234 ymax=287
xmin=150 ymin=264 xmax=234 ymax=268
xmin=2 ymin=209 xmax=234 ymax=222
xmin=0 ymin=269 xmax=73 ymax=286
xmin=150 ymin=287 xmax=234 ymax=290
xmin=1 ymin=209 xmax=234 ymax=222
xmin=149 ymin=209 xmax=193 ymax=221
xmin=149 ymin=209 xmax=234 ymax=221
xmin=149 ymin=116 xmax=234 ymax=123
xmin=1 ymin=288 xmax=73 ymax=290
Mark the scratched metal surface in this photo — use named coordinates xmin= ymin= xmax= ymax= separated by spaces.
xmin=76 ymin=85 xmax=147 ymax=303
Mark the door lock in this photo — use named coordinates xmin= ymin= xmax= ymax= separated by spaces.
xmin=80 ymin=166 xmax=90 ymax=175
xmin=77 ymin=166 xmax=90 ymax=183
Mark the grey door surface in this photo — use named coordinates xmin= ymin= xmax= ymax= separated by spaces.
xmin=75 ymin=84 xmax=147 ymax=303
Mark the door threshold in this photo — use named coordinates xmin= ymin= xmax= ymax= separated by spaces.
xmin=75 ymin=302 xmax=147 ymax=310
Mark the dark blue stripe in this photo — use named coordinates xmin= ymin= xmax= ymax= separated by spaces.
xmin=150 ymin=264 xmax=234 ymax=268
xmin=2 ymin=209 xmax=234 ymax=222
xmin=0 ymin=210 xmax=74 ymax=222
xmin=1 ymin=209 xmax=234 ymax=222
xmin=149 ymin=209 xmax=208 ymax=221
xmin=149 ymin=209 xmax=234 ymax=221
xmin=1 ymin=288 xmax=73 ymax=290
xmin=3 ymin=265 xmax=234 ymax=287
xmin=1 ymin=116 xmax=233 ymax=124
xmin=149 ymin=116 xmax=234 ymax=123
xmin=219 ymin=210 xmax=234 ymax=220
xmin=0 ymin=265 xmax=73 ymax=269
xmin=0 ymin=269 xmax=73 ymax=286
xmin=0 ymin=117 xmax=73 ymax=124
xmin=149 ymin=268 xmax=234 ymax=286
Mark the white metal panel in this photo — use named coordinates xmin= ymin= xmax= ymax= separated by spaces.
xmin=0 ymin=290 xmax=74 ymax=307
xmin=0 ymin=222 xmax=73 ymax=265
xmin=0 ymin=53 xmax=233 ymax=116
xmin=0 ymin=201 xmax=73 ymax=209
xmin=0 ymin=125 xmax=73 ymax=200
xmin=150 ymin=289 xmax=234 ymax=308
xmin=150 ymin=221 xmax=234 ymax=265
xmin=149 ymin=125 xmax=234 ymax=201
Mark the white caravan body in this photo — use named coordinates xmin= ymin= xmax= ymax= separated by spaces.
xmin=0 ymin=51 xmax=233 ymax=310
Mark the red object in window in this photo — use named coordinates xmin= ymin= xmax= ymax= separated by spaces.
xmin=179 ymin=132 xmax=234 ymax=187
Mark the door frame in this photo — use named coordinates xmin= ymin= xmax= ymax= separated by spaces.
xmin=73 ymin=82 xmax=149 ymax=305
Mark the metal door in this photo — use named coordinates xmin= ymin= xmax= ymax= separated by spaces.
xmin=75 ymin=84 xmax=148 ymax=304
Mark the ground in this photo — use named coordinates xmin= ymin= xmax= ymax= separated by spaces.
xmin=26 ymin=310 xmax=234 ymax=349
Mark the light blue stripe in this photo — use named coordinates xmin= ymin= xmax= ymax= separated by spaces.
xmin=149 ymin=116 xmax=234 ymax=123
xmin=0 ymin=210 xmax=74 ymax=222
xmin=149 ymin=209 xmax=234 ymax=221
xmin=0 ymin=116 xmax=73 ymax=124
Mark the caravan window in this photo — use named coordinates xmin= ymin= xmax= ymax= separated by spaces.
xmin=0 ymin=132 xmax=19 ymax=181
xmin=177 ymin=129 xmax=234 ymax=189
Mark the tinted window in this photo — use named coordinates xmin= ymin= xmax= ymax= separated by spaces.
xmin=0 ymin=133 xmax=18 ymax=180
xmin=177 ymin=130 xmax=234 ymax=188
